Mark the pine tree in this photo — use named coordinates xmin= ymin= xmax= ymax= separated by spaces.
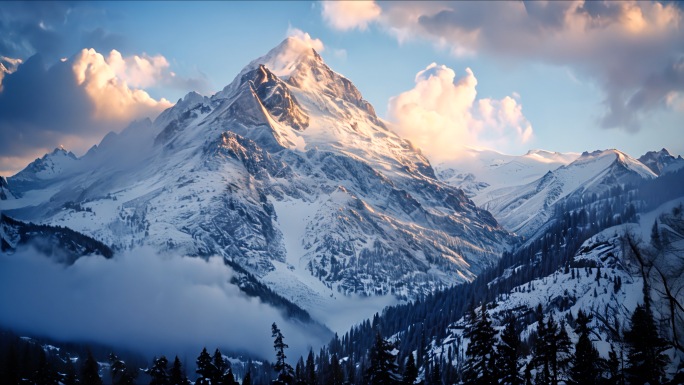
xmin=547 ymin=316 xmax=571 ymax=385
xmin=305 ymin=349 xmax=316 ymax=385
xmin=147 ymin=355 xmax=170 ymax=385
xmin=169 ymin=356 xmax=189 ymax=385
xmin=295 ymin=356 xmax=305 ymax=384
xmin=108 ymin=353 xmax=136 ymax=385
xmin=196 ymin=347 xmax=216 ymax=385
xmin=365 ymin=332 xmax=399 ymax=385
xmin=532 ymin=306 xmax=550 ymax=385
xmin=402 ymin=353 xmax=417 ymax=385
xmin=242 ymin=370 xmax=252 ymax=385
xmin=222 ymin=367 xmax=239 ymax=385
xmin=567 ymin=310 xmax=601 ymax=385
xmin=606 ymin=346 xmax=626 ymax=385
xmin=81 ymin=350 xmax=102 ymax=385
xmin=624 ymin=304 xmax=670 ymax=385
xmin=651 ymin=220 xmax=662 ymax=250
xmin=213 ymin=348 xmax=228 ymax=384
xmin=33 ymin=348 xmax=59 ymax=385
xmin=498 ymin=317 xmax=522 ymax=385
xmin=329 ymin=353 xmax=344 ymax=385
xmin=272 ymin=322 xmax=295 ymax=384
xmin=463 ymin=304 xmax=497 ymax=385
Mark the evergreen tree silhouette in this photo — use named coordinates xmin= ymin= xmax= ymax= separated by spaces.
xmin=625 ymin=304 xmax=670 ymax=385
xmin=81 ymin=350 xmax=102 ymax=385
xmin=365 ymin=332 xmax=399 ymax=385
xmin=498 ymin=316 xmax=522 ymax=385
xmin=568 ymin=310 xmax=602 ymax=385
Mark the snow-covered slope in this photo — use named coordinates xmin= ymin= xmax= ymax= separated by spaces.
xmin=436 ymin=148 xmax=579 ymax=199
xmin=474 ymin=149 xmax=656 ymax=237
xmin=1 ymin=37 xmax=512 ymax=329
xmin=427 ymin=198 xmax=684 ymax=380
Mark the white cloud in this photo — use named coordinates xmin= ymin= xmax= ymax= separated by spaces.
xmin=71 ymin=48 xmax=172 ymax=122
xmin=321 ymin=1 xmax=381 ymax=31
xmin=388 ymin=63 xmax=533 ymax=161
xmin=355 ymin=1 xmax=684 ymax=132
xmin=106 ymin=49 xmax=171 ymax=88
xmin=0 ymin=247 xmax=329 ymax=359
xmin=286 ymin=27 xmax=325 ymax=53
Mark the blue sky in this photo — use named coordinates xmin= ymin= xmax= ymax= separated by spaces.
xmin=0 ymin=1 xmax=682 ymax=174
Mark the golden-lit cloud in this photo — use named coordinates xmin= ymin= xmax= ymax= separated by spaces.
xmin=71 ymin=48 xmax=171 ymax=121
xmin=321 ymin=1 xmax=381 ymax=31
xmin=0 ymin=48 xmax=175 ymax=176
xmin=388 ymin=63 xmax=533 ymax=162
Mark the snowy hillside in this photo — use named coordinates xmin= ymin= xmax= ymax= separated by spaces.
xmin=435 ymin=148 xmax=578 ymax=199
xmin=0 ymin=37 xmax=512 ymax=331
xmin=473 ymin=149 xmax=656 ymax=237
xmin=423 ymin=198 xmax=684 ymax=382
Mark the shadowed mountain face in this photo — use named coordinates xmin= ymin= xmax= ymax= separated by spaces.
xmin=1 ymin=38 xmax=512 ymax=313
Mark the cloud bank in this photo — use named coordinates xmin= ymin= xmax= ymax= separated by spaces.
xmin=388 ymin=63 xmax=533 ymax=161
xmin=0 ymin=49 xmax=174 ymax=176
xmin=0 ymin=247 xmax=328 ymax=360
xmin=324 ymin=1 xmax=684 ymax=133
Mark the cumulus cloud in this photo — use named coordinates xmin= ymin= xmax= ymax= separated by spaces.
xmin=329 ymin=1 xmax=684 ymax=133
xmin=0 ymin=49 xmax=174 ymax=176
xmin=71 ymin=48 xmax=172 ymax=121
xmin=388 ymin=63 xmax=533 ymax=161
xmin=321 ymin=1 xmax=382 ymax=31
xmin=0 ymin=247 xmax=329 ymax=359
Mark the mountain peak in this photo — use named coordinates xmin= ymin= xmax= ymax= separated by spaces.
xmin=638 ymin=147 xmax=684 ymax=175
xmin=250 ymin=36 xmax=321 ymax=79
xmin=50 ymin=147 xmax=77 ymax=160
xmin=215 ymin=36 xmax=323 ymax=100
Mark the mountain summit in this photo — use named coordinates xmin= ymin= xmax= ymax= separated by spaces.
xmin=2 ymin=37 xmax=512 ymax=325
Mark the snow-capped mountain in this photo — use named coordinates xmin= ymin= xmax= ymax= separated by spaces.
xmin=470 ymin=149 xmax=656 ymax=237
xmin=435 ymin=148 xmax=579 ymax=199
xmin=10 ymin=147 xmax=79 ymax=190
xmin=638 ymin=148 xmax=684 ymax=176
xmin=1 ymin=37 xmax=511 ymax=328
